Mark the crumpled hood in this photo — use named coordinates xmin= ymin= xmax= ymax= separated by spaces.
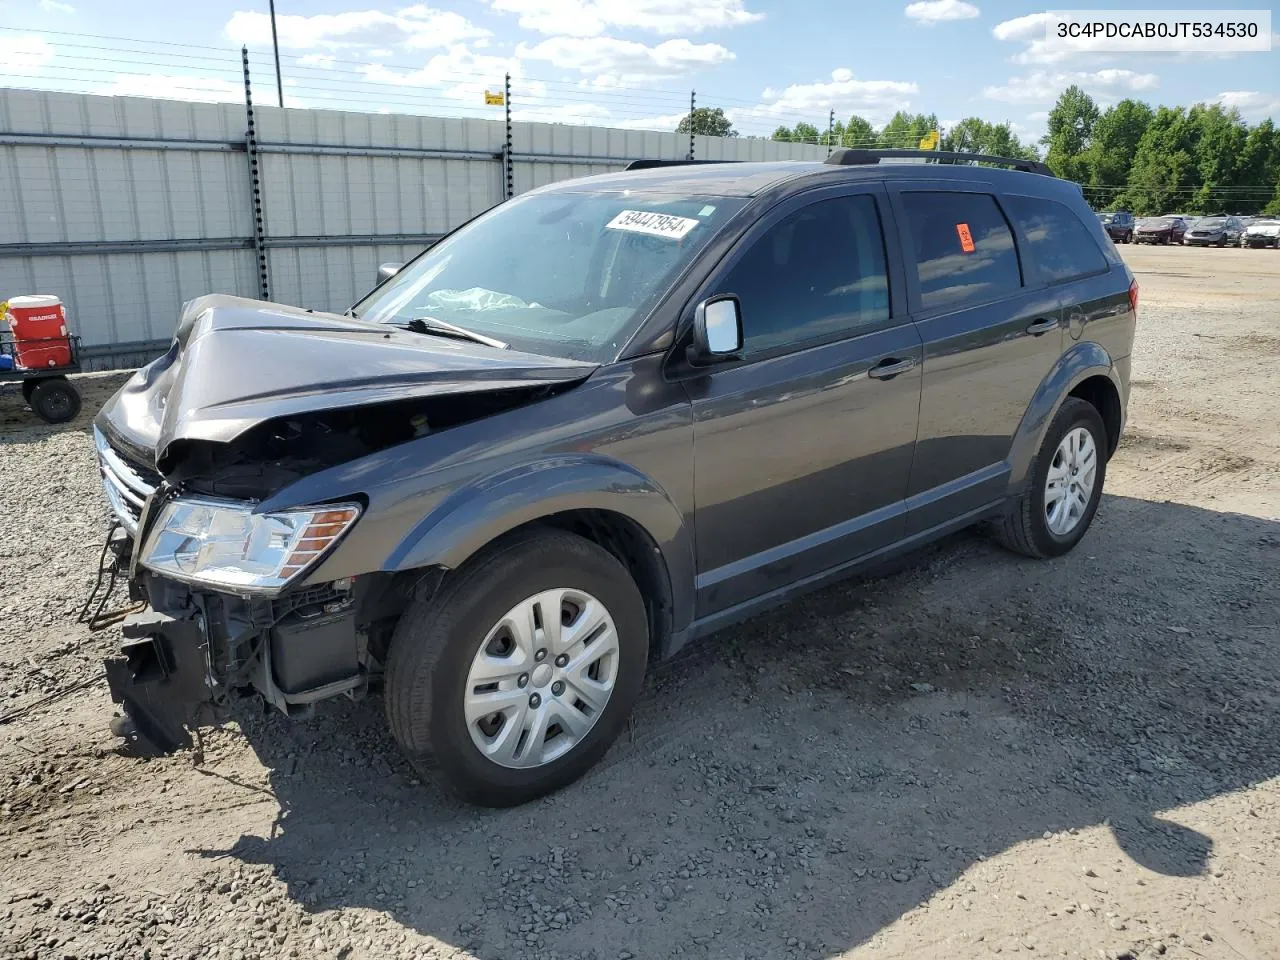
xmin=1246 ymin=222 xmax=1280 ymax=237
xmin=96 ymin=294 xmax=597 ymax=465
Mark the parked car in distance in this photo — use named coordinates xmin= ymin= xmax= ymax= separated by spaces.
xmin=1241 ymin=218 xmax=1280 ymax=248
xmin=1183 ymin=216 xmax=1244 ymax=246
xmin=92 ymin=149 xmax=1137 ymax=806
xmin=1135 ymin=216 xmax=1188 ymax=244
xmin=1097 ymin=211 xmax=1135 ymax=243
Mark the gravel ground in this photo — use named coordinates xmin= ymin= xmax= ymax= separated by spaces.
xmin=2 ymin=246 xmax=1278 ymax=960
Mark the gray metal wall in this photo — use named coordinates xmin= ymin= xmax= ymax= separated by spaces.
xmin=0 ymin=88 xmax=827 ymax=370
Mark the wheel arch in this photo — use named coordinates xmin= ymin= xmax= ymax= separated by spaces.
xmin=383 ymin=456 xmax=694 ymax=658
xmin=1006 ymin=341 xmax=1123 ymax=492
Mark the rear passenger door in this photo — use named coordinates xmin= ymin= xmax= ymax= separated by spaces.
xmin=889 ymin=185 xmax=1064 ymax=533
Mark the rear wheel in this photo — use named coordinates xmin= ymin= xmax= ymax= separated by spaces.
xmin=29 ymin=377 xmax=81 ymax=424
xmin=991 ymin=398 xmax=1107 ymax=559
xmin=385 ymin=530 xmax=649 ymax=806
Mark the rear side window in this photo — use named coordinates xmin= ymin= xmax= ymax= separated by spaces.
xmin=1005 ymin=195 xmax=1108 ymax=284
xmin=901 ymin=192 xmax=1021 ymax=312
xmin=720 ymin=194 xmax=891 ymax=354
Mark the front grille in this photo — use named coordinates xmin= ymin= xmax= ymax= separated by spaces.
xmin=93 ymin=426 xmax=159 ymax=535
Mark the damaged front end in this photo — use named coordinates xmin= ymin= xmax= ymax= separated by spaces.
xmin=90 ymin=295 xmax=594 ymax=753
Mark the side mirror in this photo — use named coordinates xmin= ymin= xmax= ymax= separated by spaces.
xmin=376 ymin=262 xmax=403 ymax=285
xmin=688 ymin=296 xmax=743 ymax=366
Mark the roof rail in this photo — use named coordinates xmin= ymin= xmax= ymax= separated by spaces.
xmin=624 ymin=159 xmax=739 ymax=171
xmin=825 ymin=148 xmax=1054 ymax=178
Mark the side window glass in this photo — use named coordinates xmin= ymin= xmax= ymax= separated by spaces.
xmin=719 ymin=194 xmax=890 ymax=354
xmin=901 ymin=191 xmax=1022 ymax=311
xmin=1005 ymin=195 xmax=1108 ymax=284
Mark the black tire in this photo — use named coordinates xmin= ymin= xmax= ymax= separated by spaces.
xmin=385 ymin=530 xmax=649 ymax=807
xmin=990 ymin=398 xmax=1108 ymax=559
xmin=29 ymin=377 xmax=81 ymax=424
xmin=21 ymin=378 xmax=38 ymax=403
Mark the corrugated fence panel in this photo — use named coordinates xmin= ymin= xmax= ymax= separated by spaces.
xmin=4 ymin=89 xmax=844 ymax=368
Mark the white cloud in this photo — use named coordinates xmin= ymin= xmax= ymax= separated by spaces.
xmin=992 ymin=12 xmax=1049 ymax=42
xmin=360 ymin=44 xmax=545 ymax=102
xmin=517 ymin=36 xmax=733 ymax=80
xmin=484 ymin=0 xmax=763 ymax=38
xmin=38 ymin=0 xmax=75 ymax=13
xmin=297 ymin=53 xmax=337 ymax=68
xmin=225 ymin=5 xmax=488 ymax=51
xmin=984 ymin=69 xmax=1158 ymax=104
xmin=11 ymin=35 xmax=55 ymax=72
xmin=904 ymin=1 xmax=979 ymax=25
xmin=724 ymin=67 xmax=918 ymax=134
xmin=1215 ymin=90 xmax=1280 ymax=120
xmin=613 ymin=110 xmax=690 ymax=130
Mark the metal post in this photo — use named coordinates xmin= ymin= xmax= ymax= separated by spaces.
xmin=268 ymin=0 xmax=284 ymax=108
xmin=828 ymin=108 xmax=835 ymax=156
xmin=504 ymin=72 xmax=513 ymax=200
xmin=688 ymin=90 xmax=696 ymax=160
xmin=241 ymin=47 xmax=271 ymax=301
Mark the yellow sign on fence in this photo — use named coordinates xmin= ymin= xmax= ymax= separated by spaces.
xmin=484 ymin=91 xmax=505 ymax=106
xmin=919 ymin=130 xmax=939 ymax=150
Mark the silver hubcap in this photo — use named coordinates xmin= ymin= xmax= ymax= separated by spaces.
xmin=463 ymin=588 xmax=619 ymax=769
xmin=1045 ymin=426 xmax=1097 ymax=536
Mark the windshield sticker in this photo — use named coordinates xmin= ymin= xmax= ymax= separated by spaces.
xmin=698 ymin=205 xmax=716 ymax=217
xmin=955 ymin=222 xmax=976 ymax=253
xmin=606 ymin=210 xmax=700 ymax=240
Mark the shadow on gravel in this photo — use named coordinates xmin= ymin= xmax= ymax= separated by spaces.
xmin=199 ymin=494 xmax=1280 ymax=960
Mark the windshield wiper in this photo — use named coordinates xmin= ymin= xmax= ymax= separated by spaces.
xmin=399 ymin=316 xmax=508 ymax=350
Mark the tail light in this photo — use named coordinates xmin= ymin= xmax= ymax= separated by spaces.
xmin=1128 ymin=278 xmax=1139 ymax=314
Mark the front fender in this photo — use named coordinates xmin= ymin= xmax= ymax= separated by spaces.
xmin=1006 ymin=340 xmax=1121 ymax=492
xmin=384 ymin=454 xmax=695 ymax=633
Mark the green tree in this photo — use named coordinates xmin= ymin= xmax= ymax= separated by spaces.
xmin=771 ymin=125 xmax=793 ymax=141
xmin=676 ymin=107 xmax=737 ymax=138
xmin=942 ymin=117 xmax=1037 ymax=160
xmin=843 ymin=114 xmax=875 ymax=146
xmin=878 ymin=111 xmax=938 ymax=148
xmin=1121 ymin=106 xmax=1198 ymax=215
xmin=792 ymin=122 xmax=820 ymax=143
xmin=1187 ymin=104 xmax=1250 ymax=212
xmin=1237 ymin=120 xmax=1280 ymax=213
xmin=1084 ymin=99 xmax=1153 ymax=191
xmin=1043 ymin=85 xmax=1099 ymax=182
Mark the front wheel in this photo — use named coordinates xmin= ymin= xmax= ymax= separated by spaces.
xmin=990 ymin=398 xmax=1107 ymax=559
xmin=385 ymin=530 xmax=649 ymax=806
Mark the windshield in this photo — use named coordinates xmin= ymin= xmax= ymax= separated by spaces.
xmin=1143 ymin=217 xmax=1174 ymax=227
xmin=352 ymin=190 xmax=747 ymax=363
xmin=1197 ymin=218 xmax=1226 ymax=228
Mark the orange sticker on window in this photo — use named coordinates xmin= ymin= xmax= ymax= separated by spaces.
xmin=956 ymin=222 xmax=975 ymax=253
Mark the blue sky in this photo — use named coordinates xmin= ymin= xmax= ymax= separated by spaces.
xmin=4 ymin=0 xmax=1278 ymax=142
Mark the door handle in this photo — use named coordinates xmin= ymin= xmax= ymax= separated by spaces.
xmin=867 ymin=357 xmax=917 ymax=380
xmin=1026 ymin=317 xmax=1060 ymax=336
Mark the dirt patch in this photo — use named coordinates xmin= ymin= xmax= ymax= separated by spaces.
xmin=2 ymin=250 xmax=1280 ymax=960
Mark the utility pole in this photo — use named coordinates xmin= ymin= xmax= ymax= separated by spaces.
xmin=268 ymin=0 xmax=284 ymax=108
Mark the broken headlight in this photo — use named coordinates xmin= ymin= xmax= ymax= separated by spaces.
xmin=140 ymin=497 xmax=361 ymax=594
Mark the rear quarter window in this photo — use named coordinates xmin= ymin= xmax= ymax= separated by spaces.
xmin=901 ymin=192 xmax=1022 ymax=312
xmin=1005 ymin=195 xmax=1108 ymax=284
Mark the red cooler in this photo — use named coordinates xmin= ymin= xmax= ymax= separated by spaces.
xmin=7 ymin=295 xmax=72 ymax=369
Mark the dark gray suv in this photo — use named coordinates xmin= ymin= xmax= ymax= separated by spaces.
xmin=92 ymin=149 xmax=1136 ymax=805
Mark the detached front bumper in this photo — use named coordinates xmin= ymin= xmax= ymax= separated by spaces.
xmin=100 ymin=566 xmax=377 ymax=753
xmin=104 ymin=610 xmax=215 ymax=752
xmin=1242 ymin=235 xmax=1278 ymax=248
